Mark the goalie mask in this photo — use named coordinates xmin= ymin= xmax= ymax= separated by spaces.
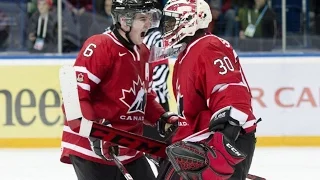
xmin=161 ymin=0 xmax=212 ymax=48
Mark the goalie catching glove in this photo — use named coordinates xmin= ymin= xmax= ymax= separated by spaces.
xmin=165 ymin=106 xmax=248 ymax=180
xmin=166 ymin=132 xmax=246 ymax=180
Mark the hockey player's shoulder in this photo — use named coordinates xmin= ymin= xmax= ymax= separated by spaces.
xmin=195 ymin=35 xmax=231 ymax=61
xmin=191 ymin=34 xmax=221 ymax=50
xmin=83 ymin=32 xmax=114 ymax=50
xmin=207 ymin=35 xmax=232 ymax=50
xmin=79 ymin=32 xmax=117 ymax=60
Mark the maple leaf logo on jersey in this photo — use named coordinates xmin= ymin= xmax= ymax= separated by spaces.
xmin=120 ymin=76 xmax=147 ymax=114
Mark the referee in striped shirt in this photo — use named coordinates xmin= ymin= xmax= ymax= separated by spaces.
xmin=143 ymin=9 xmax=170 ymax=142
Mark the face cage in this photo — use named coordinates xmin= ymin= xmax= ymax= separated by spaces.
xmin=161 ymin=12 xmax=181 ymax=38
xmin=115 ymin=8 xmax=161 ymax=28
xmin=161 ymin=9 xmax=200 ymax=48
xmin=161 ymin=11 xmax=187 ymax=48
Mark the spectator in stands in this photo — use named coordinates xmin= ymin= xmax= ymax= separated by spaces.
xmin=68 ymin=0 xmax=92 ymax=12
xmin=237 ymin=0 xmax=276 ymax=51
xmin=61 ymin=0 xmax=80 ymax=52
xmin=28 ymin=0 xmax=41 ymax=17
xmin=67 ymin=0 xmax=93 ymax=46
xmin=222 ymin=0 xmax=237 ymax=38
xmin=216 ymin=0 xmax=237 ymax=38
xmin=27 ymin=0 xmax=57 ymax=17
xmin=312 ymin=0 xmax=320 ymax=49
xmin=28 ymin=0 xmax=58 ymax=53
xmin=0 ymin=10 xmax=10 ymax=50
xmin=207 ymin=0 xmax=220 ymax=34
xmin=89 ymin=0 xmax=114 ymax=35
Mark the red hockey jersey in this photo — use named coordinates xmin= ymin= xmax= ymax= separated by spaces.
xmin=60 ymin=31 xmax=165 ymax=165
xmin=172 ymin=34 xmax=257 ymax=143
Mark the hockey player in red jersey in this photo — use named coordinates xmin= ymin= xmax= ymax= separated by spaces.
xmin=59 ymin=0 xmax=178 ymax=180
xmin=156 ymin=0 xmax=258 ymax=179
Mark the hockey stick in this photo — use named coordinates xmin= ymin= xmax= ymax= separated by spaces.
xmin=59 ymin=65 xmax=168 ymax=158
xmin=145 ymin=153 xmax=160 ymax=167
xmin=109 ymin=148 xmax=134 ymax=180
xmin=246 ymin=174 xmax=266 ymax=180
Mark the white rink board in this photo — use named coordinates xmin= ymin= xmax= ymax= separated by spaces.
xmin=239 ymin=57 xmax=320 ymax=136
xmin=1 ymin=56 xmax=320 ymax=137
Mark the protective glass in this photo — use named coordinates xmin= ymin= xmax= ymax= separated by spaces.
xmin=148 ymin=8 xmax=162 ymax=29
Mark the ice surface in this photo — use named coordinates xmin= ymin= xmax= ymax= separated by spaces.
xmin=1 ymin=147 xmax=319 ymax=180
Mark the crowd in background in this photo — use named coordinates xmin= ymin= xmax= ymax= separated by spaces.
xmin=0 ymin=0 xmax=319 ymax=53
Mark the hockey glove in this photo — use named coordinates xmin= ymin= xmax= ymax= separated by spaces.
xmin=88 ymin=119 xmax=119 ymax=161
xmin=166 ymin=132 xmax=246 ymax=180
xmin=157 ymin=112 xmax=178 ymax=138
xmin=209 ymin=106 xmax=243 ymax=141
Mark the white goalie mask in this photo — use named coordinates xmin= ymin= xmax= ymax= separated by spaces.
xmin=161 ymin=0 xmax=212 ymax=48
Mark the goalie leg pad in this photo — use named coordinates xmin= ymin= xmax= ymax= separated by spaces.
xmin=165 ymin=132 xmax=246 ymax=180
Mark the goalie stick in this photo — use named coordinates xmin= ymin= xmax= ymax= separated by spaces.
xmin=246 ymin=174 xmax=267 ymax=180
xmin=59 ymin=65 xmax=265 ymax=180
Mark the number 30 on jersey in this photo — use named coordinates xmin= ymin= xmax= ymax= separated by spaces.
xmin=213 ymin=56 xmax=234 ymax=75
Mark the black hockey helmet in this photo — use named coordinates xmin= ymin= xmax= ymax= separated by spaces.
xmin=112 ymin=0 xmax=157 ymax=27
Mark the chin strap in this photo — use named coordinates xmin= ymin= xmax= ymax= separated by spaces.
xmin=125 ymin=28 xmax=135 ymax=45
xmin=115 ymin=23 xmax=135 ymax=45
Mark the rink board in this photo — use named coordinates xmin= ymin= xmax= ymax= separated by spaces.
xmin=1 ymin=55 xmax=320 ymax=147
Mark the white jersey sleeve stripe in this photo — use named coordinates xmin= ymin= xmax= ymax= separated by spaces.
xmin=77 ymin=83 xmax=90 ymax=91
xmin=242 ymin=119 xmax=258 ymax=129
xmin=211 ymin=82 xmax=247 ymax=94
xmin=74 ymin=66 xmax=101 ymax=84
xmin=61 ymin=142 xmax=139 ymax=162
xmin=62 ymin=126 xmax=140 ymax=161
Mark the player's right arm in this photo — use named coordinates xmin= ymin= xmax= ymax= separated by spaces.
xmin=71 ymin=35 xmax=111 ymax=121
xmin=194 ymin=39 xmax=256 ymax=141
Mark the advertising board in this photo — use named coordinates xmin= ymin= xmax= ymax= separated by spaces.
xmin=1 ymin=56 xmax=319 ymax=147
